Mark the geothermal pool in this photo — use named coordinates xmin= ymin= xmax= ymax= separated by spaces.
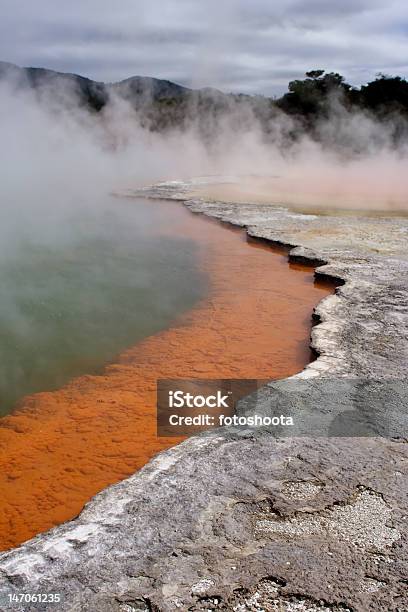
xmin=0 ymin=197 xmax=332 ymax=550
xmin=0 ymin=197 xmax=206 ymax=414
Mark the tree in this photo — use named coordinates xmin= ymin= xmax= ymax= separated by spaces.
xmin=277 ymin=70 xmax=352 ymax=119
xmin=305 ymin=69 xmax=325 ymax=79
xmin=359 ymin=75 xmax=408 ymax=115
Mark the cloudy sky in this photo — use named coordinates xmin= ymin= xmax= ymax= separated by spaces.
xmin=1 ymin=0 xmax=408 ymax=95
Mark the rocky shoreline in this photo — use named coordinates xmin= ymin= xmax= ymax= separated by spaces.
xmin=0 ymin=181 xmax=407 ymax=611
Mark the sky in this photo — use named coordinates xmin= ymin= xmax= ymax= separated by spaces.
xmin=1 ymin=0 xmax=408 ymax=96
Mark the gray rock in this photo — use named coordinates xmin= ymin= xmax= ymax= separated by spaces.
xmin=0 ymin=180 xmax=407 ymax=611
xmin=0 ymin=436 xmax=406 ymax=611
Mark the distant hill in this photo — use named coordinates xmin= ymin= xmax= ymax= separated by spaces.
xmin=0 ymin=61 xmax=109 ymax=110
xmin=2 ymin=62 xmax=408 ymax=144
xmin=113 ymin=75 xmax=190 ymax=100
xmin=0 ymin=61 xmax=226 ymax=112
xmin=0 ymin=61 xmax=247 ymax=132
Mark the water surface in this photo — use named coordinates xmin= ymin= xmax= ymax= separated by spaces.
xmin=0 ymin=197 xmax=205 ymax=414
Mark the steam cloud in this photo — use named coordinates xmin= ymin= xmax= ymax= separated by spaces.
xmin=1 ymin=71 xmax=408 ymax=214
xmin=0 ymin=69 xmax=407 ymax=409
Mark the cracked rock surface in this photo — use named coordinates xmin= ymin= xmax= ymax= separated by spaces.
xmin=0 ymin=179 xmax=407 ymax=611
xmin=0 ymin=436 xmax=406 ymax=611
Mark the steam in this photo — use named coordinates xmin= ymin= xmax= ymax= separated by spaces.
xmin=0 ymin=75 xmax=216 ymax=411
xmin=1 ymin=72 xmax=408 ymax=216
xmin=0 ymin=70 xmax=407 ymax=410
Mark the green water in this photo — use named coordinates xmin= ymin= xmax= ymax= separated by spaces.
xmin=0 ymin=197 xmax=206 ymax=415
